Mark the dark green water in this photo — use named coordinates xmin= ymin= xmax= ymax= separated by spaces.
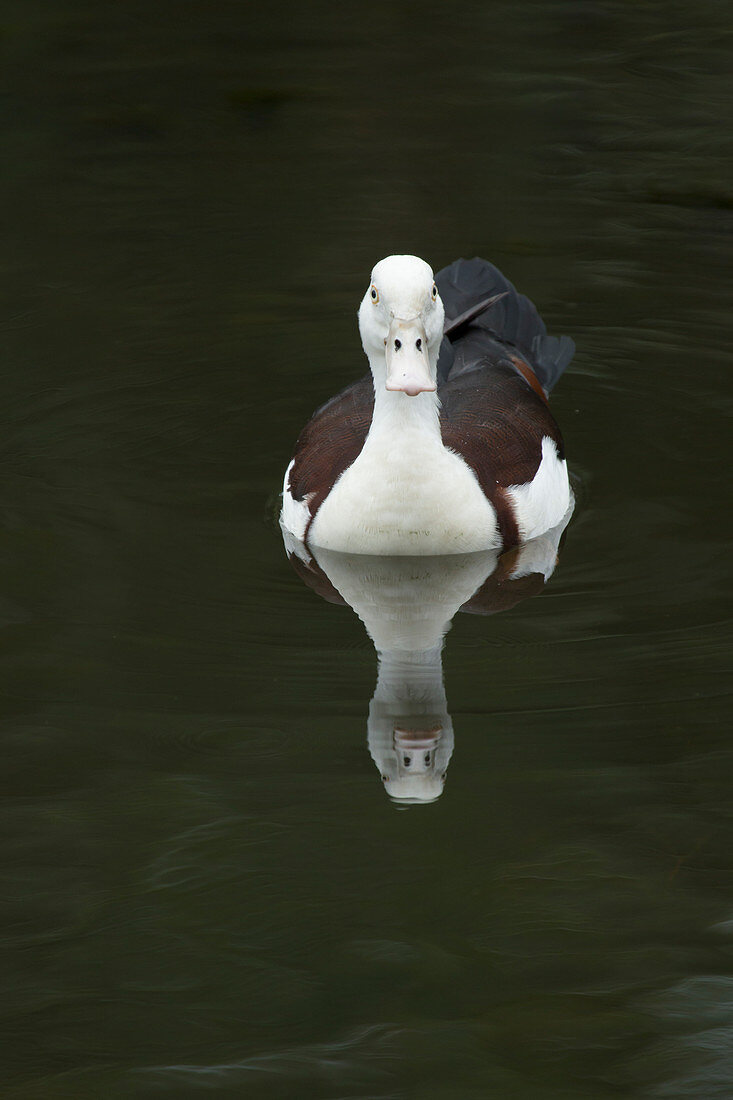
xmin=2 ymin=1 xmax=732 ymax=1096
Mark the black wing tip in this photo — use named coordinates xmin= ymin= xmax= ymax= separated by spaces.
xmin=531 ymin=333 xmax=575 ymax=392
xmin=436 ymin=256 xmax=575 ymax=392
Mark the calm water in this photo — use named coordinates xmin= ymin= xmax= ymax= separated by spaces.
xmin=2 ymin=1 xmax=732 ymax=1096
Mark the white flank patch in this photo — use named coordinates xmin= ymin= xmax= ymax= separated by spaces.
xmin=506 ymin=436 xmax=571 ymax=544
xmin=280 ymin=459 xmax=311 ymax=543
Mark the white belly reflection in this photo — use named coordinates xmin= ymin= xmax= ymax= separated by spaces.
xmin=282 ymin=505 xmax=573 ymax=803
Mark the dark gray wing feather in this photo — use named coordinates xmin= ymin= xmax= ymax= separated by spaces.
xmin=436 ymin=257 xmax=574 ymax=393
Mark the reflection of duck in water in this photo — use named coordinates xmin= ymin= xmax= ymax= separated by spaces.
xmin=368 ymin=643 xmax=452 ymax=804
xmin=285 ymin=512 xmax=571 ymax=802
xmin=281 ymin=254 xmax=574 ymax=557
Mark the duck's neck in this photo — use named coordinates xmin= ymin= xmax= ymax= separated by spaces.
xmin=373 ymin=643 xmax=447 ymax=711
xmin=366 ymin=350 xmax=441 ymax=443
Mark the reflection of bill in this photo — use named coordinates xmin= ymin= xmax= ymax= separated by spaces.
xmin=391 ymin=725 xmax=445 ymax=794
xmin=388 ymin=727 xmax=446 ymax=797
xmin=283 ymin=506 xmax=572 ymax=803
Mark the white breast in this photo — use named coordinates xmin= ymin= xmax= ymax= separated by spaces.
xmin=308 ymin=430 xmax=500 ymax=555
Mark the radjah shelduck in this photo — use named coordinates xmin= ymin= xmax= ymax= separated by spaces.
xmin=281 ymin=254 xmax=574 ymax=556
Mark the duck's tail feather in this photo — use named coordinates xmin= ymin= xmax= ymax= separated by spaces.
xmin=436 ymin=257 xmax=574 ymax=394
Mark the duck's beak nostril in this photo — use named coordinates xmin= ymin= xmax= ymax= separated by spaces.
xmin=384 ymin=317 xmax=435 ymax=396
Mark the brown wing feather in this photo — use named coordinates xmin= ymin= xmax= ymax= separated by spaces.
xmin=287 ymin=376 xmax=374 ymax=535
xmin=440 ymin=361 xmax=564 ymax=548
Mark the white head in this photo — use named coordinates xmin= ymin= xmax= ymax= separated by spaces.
xmin=358 ymin=254 xmax=445 ymax=397
xmin=368 ymin=707 xmax=455 ymax=804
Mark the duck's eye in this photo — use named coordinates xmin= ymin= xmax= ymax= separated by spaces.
xmin=370 ymin=285 xmax=379 ymax=303
xmin=431 ymin=283 xmax=437 ymax=300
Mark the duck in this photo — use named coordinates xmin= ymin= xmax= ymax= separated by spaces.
xmin=281 ymin=254 xmax=575 ymax=556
